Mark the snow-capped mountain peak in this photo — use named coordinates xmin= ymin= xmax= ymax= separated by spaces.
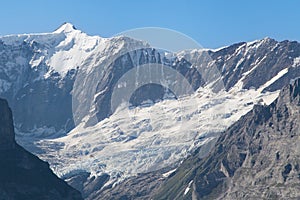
xmin=53 ymin=22 xmax=77 ymax=34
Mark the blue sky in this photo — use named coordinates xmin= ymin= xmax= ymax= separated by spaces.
xmin=0 ymin=0 xmax=299 ymax=48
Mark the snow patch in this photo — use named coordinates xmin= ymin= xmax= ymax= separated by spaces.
xmin=162 ymin=168 xmax=177 ymax=178
xmin=258 ymin=68 xmax=289 ymax=92
xmin=292 ymin=57 xmax=300 ymax=68
xmin=184 ymin=180 xmax=193 ymax=195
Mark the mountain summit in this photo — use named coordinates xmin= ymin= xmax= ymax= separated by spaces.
xmin=53 ymin=22 xmax=77 ymax=33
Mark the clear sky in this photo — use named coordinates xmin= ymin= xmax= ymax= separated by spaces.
xmin=0 ymin=0 xmax=299 ymax=48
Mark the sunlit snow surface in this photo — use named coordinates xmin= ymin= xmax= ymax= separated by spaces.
xmin=0 ymin=22 xmax=149 ymax=79
xmin=32 ymin=85 xmax=279 ymax=182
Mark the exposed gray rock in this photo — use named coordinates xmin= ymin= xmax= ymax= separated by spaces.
xmin=93 ymin=48 xmax=204 ymax=123
xmin=98 ymin=171 xmax=165 ymax=200
xmin=154 ymin=79 xmax=300 ymax=199
xmin=65 ymin=172 xmax=110 ymax=199
xmin=209 ymin=38 xmax=300 ymax=91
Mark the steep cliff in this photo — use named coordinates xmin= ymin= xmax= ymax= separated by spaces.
xmin=0 ymin=98 xmax=83 ymax=200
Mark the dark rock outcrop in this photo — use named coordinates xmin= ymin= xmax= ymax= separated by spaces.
xmin=0 ymin=99 xmax=15 ymax=149
xmin=0 ymin=98 xmax=83 ymax=200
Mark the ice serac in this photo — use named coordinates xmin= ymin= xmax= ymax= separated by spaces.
xmin=0 ymin=98 xmax=83 ymax=200
xmin=155 ymin=79 xmax=300 ymax=199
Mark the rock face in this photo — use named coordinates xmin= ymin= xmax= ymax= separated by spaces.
xmin=209 ymin=38 xmax=300 ymax=92
xmin=155 ymin=79 xmax=300 ymax=199
xmin=87 ymin=48 xmax=203 ymax=124
xmin=0 ymin=98 xmax=83 ymax=200
xmin=0 ymin=37 xmax=76 ymax=134
xmin=67 ymin=170 xmax=168 ymax=200
xmin=98 ymin=171 xmax=165 ymax=200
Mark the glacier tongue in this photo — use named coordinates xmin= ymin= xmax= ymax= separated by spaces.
xmin=34 ymin=86 xmax=279 ymax=181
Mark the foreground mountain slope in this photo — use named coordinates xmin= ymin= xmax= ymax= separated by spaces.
xmin=0 ymin=98 xmax=82 ymax=200
xmin=155 ymin=79 xmax=300 ymax=199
